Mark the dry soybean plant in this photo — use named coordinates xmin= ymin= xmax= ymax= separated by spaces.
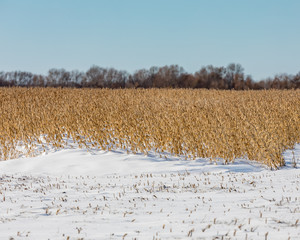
xmin=0 ymin=88 xmax=299 ymax=169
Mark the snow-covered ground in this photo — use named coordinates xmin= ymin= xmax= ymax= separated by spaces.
xmin=0 ymin=144 xmax=299 ymax=240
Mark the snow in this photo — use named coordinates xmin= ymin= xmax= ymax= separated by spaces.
xmin=0 ymin=144 xmax=299 ymax=239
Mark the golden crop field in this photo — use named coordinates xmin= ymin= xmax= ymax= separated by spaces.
xmin=0 ymin=88 xmax=299 ymax=169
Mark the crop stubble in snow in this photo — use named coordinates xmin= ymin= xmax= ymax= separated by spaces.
xmin=0 ymin=147 xmax=300 ymax=239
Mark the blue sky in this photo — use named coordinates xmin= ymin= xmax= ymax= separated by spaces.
xmin=0 ymin=0 xmax=299 ymax=80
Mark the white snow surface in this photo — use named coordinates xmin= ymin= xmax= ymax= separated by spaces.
xmin=0 ymin=144 xmax=299 ymax=239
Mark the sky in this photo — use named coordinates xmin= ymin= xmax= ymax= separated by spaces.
xmin=0 ymin=0 xmax=299 ymax=81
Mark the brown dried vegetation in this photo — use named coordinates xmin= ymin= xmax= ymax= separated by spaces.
xmin=0 ymin=88 xmax=299 ymax=169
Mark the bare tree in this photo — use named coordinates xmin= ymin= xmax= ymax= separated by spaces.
xmin=69 ymin=70 xmax=86 ymax=87
xmin=291 ymin=72 xmax=300 ymax=88
xmin=86 ymin=66 xmax=106 ymax=87
xmin=225 ymin=63 xmax=244 ymax=89
xmin=47 ymin=69 xmax=70 ymax=87
xmin=129 ymin=69 xmax=151 ymax=88
xmin=153 ymin=65 xmax=185 ymax=88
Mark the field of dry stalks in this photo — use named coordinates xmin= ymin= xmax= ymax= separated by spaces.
xmin=0 ymin=88 xmax=299 ymax=168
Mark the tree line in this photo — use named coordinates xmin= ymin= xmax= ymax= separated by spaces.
xmin=0 ymin=63 xmax=299 ymax=89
